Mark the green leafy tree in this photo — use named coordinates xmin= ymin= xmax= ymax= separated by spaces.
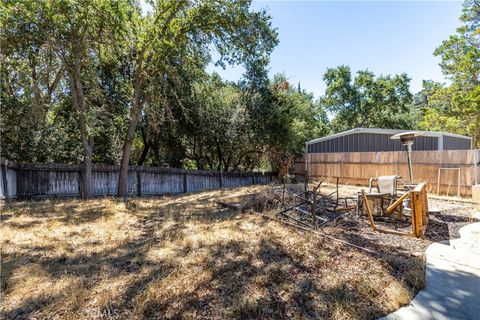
xmin=189 ymin=74 xmax=259 ymax=171
xmin=419 ymin=0 xmax=480 ymax=146
xmin=1 ymin=0 xmax=329 ymax=185
xmin=321 ymin=65 xmax=414 ymax=132
xmin=134 ymin=71 xmax=328 ymax=174
xmin=1 ymin=0 xmax=66 ymax=162
xmin=117 ymin=0 xmax=278 ymax=196
xmin=246 ymin=74 xmax=329 ymax=173
xmin=1 ymin=1 xmax=135 ymax=169
xmin=2 ymin=0 xmax=134 ymax=197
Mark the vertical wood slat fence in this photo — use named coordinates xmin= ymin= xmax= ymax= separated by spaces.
xmin=295 ymin=150 xmax=480 ymax=198
xmin=0 ymin=158 xmax=275 ymax=199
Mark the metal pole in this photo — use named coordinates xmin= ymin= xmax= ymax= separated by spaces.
xmin=406 ymin=144 xmax=414 ymax=182
xmin=312 ymin=188 xmax=317 ymax=227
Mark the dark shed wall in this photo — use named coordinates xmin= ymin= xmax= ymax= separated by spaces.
xmin=443 ymin=136 xmax=471 ymax=150
xmin=307 ymin=133 xmax=439 ymax=153
xmin=414 ymin=136 xmax=438 ymax=151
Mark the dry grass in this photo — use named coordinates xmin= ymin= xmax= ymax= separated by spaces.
xmin=1 ymin=185 xmax=426 ymax=320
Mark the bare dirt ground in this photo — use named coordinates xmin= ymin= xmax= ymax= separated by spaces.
xmin=1 ymin=184 xmax=478 ymax=320
xmin=317 ymin=183 xmax=479 ymax=254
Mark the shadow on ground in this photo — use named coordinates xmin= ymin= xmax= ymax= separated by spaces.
xmin=1 ymin=191 xmax=425 ymax=320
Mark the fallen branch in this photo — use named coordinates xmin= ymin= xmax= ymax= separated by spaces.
xmin=216 ymin=200 xmax=242 ymax=210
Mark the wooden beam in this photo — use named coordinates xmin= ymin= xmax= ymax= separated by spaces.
xmin=375 ymin=227 xmax=411 ymax=236
xmin=386 ymin=191 xmax=410 ymax=214
xmin=335 ymin=205 xmax=357 ymax=212
xmin=361 ymin=189 xmax=376 ymax=231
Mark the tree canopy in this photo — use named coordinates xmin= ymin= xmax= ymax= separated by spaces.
xmin=417 ymin=0 xmax=480 ymax=147
xmin=1 ymin=0 xmax=478 ymax=198
xmin=321 ymin=65 xmax=414 ymax=132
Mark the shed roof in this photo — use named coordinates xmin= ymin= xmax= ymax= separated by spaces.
xmin=306 ymin=128 xmax=472 ymax=145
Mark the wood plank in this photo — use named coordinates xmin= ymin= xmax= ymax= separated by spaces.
xmin=299 ymin=150 xmax=478 ymax=197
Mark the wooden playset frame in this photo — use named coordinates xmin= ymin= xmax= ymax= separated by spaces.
xmin=361 ymin=182 xmax=429 ymax=237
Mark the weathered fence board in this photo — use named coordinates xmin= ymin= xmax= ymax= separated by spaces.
xmin=0 ymin=159 xmax=274 ymax=199
xmin=140 ymin=171 xmax=184 ymax=195
xmin=295 ymin=150 xmax=480 ymax=197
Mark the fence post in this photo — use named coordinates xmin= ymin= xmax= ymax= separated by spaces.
xmin=252 ymin=174 xmax=255 ymax=185
xmin=137 ymin=169 xmax=142 ymax=197
xmin=78 ymin=168 xmax=83 ymax=198
xmin=1 ymin=163 xmax=9 ymax=200
xmin=17 ymin=168 xmax=23 ymax=198
xmin=183 ymin=172 xmax=188 ymax=193
xmin=219 ymin=172 xmax=222 ymax=188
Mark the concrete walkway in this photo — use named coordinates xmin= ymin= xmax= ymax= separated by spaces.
xmin=382 ymin=218 xmax=480 ymax=320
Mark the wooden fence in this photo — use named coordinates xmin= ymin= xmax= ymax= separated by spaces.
xmin=295 ymin=150 xmax=480 ymax=197
xmin=0 ymin=158 xmax=274 ymax=199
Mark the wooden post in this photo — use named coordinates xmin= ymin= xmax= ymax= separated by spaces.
xmin=1 ymin=164 xmax=9 ymax=201
xmin=457 ymin=168 xmax=461 ymax=198
xmin=437 ymin=167 xmax=441 ymax=195
xmin=183 ymin=173 xmax=188 ymax=193
xmin=311 ymin=188 xmax=317 ymax=227
xmin=410 ymin=189 xmax=418 ymax=236
xmin=305 ymin=147 xmax=309 ymax=192
xmin=78 ymin=168 xmax=83 ymax=198
xmin=361 ymin=190 xmax=376 ymax=231
xmin=411 ymin=183 xmax=429 ymax=237
xmin=137 ymin=169 xmax=142 ymax=197
xmin=219 ymin=172 xmax=222 ymax=188
xmin=437 ymin=167 xmax=461 ymax=197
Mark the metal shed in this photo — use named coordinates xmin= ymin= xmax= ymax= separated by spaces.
xmin=306 ymin=128 xmax=472 ymax=153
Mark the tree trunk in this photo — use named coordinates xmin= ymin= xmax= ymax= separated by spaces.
xmin=117 ymin=4 xmax=184 ymax=197
xmin=137 ymin=109 xmax=150 ymax=166
xmin=118 ymin=53 xmax=145 ymax=198
xmin=223 ymin=156 xmax=231 ymax=172
xmin=138 ymin=143 xmax=150 ymax=165
xmin=68 ymin=42 xmax=93 ymax=198
xmin=197 ymin=159 xmax=205 ymax=170
xmin=206 ymin=157 xmax=213 ymax=170
xmin=118 ymin=102 xmax=142 ymax=197
xmin=82 ymin=138 xmax=93 ymax=198
xmin=216 ymin=140 xmax=223 ymax=172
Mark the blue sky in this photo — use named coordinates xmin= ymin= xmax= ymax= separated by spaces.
xmin=141 ymin=1 xmax=464 ymax=98
xmin=207 ymin=0 xmax=464 ymax=98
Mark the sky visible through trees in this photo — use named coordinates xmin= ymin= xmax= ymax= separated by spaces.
xmin=1 ymin=0 xmax=479 ymax=197
xmin=207 ymin=1 xmax=466 ymax=98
